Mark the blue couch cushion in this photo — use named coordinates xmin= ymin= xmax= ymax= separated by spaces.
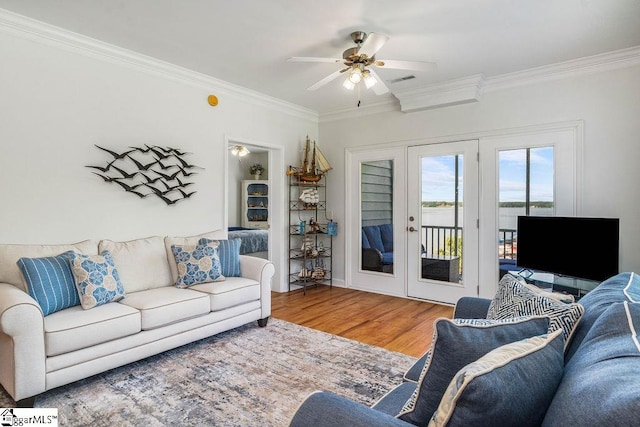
xmin=565 ymin=272 xmax=640 ymax=361
xmin=362 ymin=229 xmax=371 ymax=249
xmin=543 ymin=301 xmax=640 ymax=426
xmin=381 ymin=252 xmax=394 ymax=265
xmin=363 ymin=225 xmax=385 ymax=253
xmin=397 ymin=316 xmax=550 ymax=425
xmin=379 ymin=223 xmax=394 ymax=253
xmin=431 ymin=329 xmax=564 ymax=427
xmin=17 ymin=251 xmax=80 ymax=316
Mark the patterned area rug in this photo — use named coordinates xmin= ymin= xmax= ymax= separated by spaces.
xmin=0 ymin=318 xmax=416 ymax=426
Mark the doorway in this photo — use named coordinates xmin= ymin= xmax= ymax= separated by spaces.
xmin=226 ymin=136 xmax=286 ymax=292
xmin=406 ymin=141 xmax=479 ymax=304
xmin=345 ymin=122 xmax=580 ymax=303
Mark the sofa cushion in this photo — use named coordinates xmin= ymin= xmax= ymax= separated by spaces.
xmin=487 ymin=274 xmax=584 ymax=349
xmin=44 ymin=303 xmax=141 ymax=356
xmin=0 ymin=240 xmax=98 ymax=291
xmin=190 ymin=277 xmax=260 ymax=312
xmin=372 ymin=381 xmax=417 ymax=416
xmin=199 ymin=238 xmax=242 ymax=277
xmin=379 ymin=223 xmax=394 ymax=253
xmin=363 ymin=226 xmax=385 ymax=253
xmin=397 ymin=316 xmax=550 ymax=425
xmin=118 ymin=287 xmax=211 ymax=330
xmin=164 ymin=230 xmax=226 ymax=284
xmin=430 ymin=329 xmax=564 ymax=427
xmin=68 ymin=251 xmax=126 ymax=310
xmin=565 ymin=272 xmax=640 ymax=361
xmin=361 ymin=229 xmax=371 ymax=249
xmin=17 ymin=251 xmax=80 ymax=316
xmin=99 ymin=236 xmax=172 ymax=293
xmin=171 ymin=241 xmax=225 ymax=288
xmin=542 ymin=301 xmax=640 ymax=426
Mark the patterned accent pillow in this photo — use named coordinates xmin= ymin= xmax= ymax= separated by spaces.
xmin=68 ymin=251 xmax=126 ymax=310
xmin=171 ymin=241 xmax=225 ymax=288
xmin=429 ymin=329 xmax=564 ymax=427
xmin=17 ymin=250 xmax=80 ymax=315
xmin=199 ymin=238 xmax=241 ymax=277
xmin=487 ymin=274 xmax=585 ymax=349
xmin=397 ymin=316 xmax=550 ymax=425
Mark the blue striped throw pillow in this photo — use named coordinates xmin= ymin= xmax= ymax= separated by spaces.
xmin=199 ymin=238 xmax=241 ymax=277
xmin=17 ymin=250 xmax=80 ymax=316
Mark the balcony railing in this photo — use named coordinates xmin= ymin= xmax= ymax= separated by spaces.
xmin=421 ymin=225 xmax=517 ymax=260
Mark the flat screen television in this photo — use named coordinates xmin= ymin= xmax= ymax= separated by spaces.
xmin=516 ymin=216 xmax=619 ymax=282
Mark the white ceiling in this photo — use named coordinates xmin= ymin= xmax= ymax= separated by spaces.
xmin=1 ymin=0 xmax=640 ymax=114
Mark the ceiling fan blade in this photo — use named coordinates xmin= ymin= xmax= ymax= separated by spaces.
xmin=288 ymin=57 xmax=342 ymax=64
xmin=307 ymin=69 xmax=344 ymax=91
xmin=375 ymin=59 xmax=437 ymax=72
xmin=358 ymin=32 xmax=390 ymax=57
xmin=368 ymin=69 xmax=390 ymax=95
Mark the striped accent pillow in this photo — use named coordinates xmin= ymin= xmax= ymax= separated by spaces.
xmin=487 ymin=274 xmax=584 ymax=349
xmin=17 ymin=251 xmax=80 ymax=316
xmin=199 ymin=238 xmax=241 ymax=277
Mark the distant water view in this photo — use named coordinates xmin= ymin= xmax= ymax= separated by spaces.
xmin=422 ymin=207 xmax=554 ymax=230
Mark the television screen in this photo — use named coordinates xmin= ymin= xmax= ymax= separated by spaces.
xmin=516 ymin=216 xmax=619 ymax=282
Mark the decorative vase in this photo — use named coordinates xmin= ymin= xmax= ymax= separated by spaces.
xmin=253 ymin=174 xmax=261 ymax=180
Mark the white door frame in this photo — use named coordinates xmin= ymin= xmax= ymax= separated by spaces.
xmin=343 ymin=121 xmax=582 ymax=301
xmin=406 ymin=140 xmax=480 ymax=304
xmin=478 ymin=125 xmax=582 ymax=298
xmin=225 ymin=135 xmax=287 ymax=292
xmin=346 ymin=147 xmax=407 ymax=297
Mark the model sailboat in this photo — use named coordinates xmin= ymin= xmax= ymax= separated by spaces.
xmin=290 ymin=136 xmax=332 ymax=182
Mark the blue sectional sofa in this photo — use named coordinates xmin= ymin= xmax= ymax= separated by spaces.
xmin=290 ymin=272 xmax=640 ymax=426
xmin=362 ymin=224 xmax=394 ymax=273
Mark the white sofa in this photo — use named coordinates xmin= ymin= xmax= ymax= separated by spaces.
xmin=0 ymin=231 xmax=275 ymax=406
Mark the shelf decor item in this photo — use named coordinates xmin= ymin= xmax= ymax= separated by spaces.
xmin=289 ymin=136 xmax=332 ymax=183
xmin=250 ymin=163 xmax=264 ymax=180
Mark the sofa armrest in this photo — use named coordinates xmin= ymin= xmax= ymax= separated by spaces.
xmin=0 ymin=283 xmax=46 ymax=402
xmin=290 ymin=391 xmax=412 ymax=427
xmin=239 ymin=255 xmax=275 ymax=319
xmin=362 ymin=248 xmax=383 ymax=271
xmin=453 ymin=296 xmax=492 ymax=319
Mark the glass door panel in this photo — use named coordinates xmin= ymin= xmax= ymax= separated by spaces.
xmin=407 ymin=141 xmax=479 ymax=304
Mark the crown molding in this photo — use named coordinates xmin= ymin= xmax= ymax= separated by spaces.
xmin=484 ymin=46 xmax=640 ymax=92
xmin=0 ymin=9 xmax=318 ymax=123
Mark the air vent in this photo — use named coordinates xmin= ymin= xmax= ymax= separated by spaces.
xmin=389 ymin=75 xmax=416 ymax=84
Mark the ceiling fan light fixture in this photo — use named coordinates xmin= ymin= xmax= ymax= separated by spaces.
xmin=363 ymin=71 xmax=377 ymax=89
xmin=348 ymin=67 xmax=363 ymax=84
xmin=342 ymin=78 xmax=356 ymax=90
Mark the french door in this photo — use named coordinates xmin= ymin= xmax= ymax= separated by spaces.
xmin=406 ymin=141 xmax=479 ymax=304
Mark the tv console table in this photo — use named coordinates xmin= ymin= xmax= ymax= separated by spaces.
xmin=509 ymin=270 xmax=600 ymax=300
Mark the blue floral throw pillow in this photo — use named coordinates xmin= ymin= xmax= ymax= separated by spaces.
xmin=68 ymin=250 xmax=126 ymax=310
xmin=171 ymin=241 xmax=225 ymax=288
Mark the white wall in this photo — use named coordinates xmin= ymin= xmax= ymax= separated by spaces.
xmin=321 ymin=64 xmax=640 ymax=283
xmin=0 ymin=19 xmax=317 ymax=295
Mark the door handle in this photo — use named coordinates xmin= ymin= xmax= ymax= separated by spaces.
xmin=408 ymin=226 xmax=417 ymax=232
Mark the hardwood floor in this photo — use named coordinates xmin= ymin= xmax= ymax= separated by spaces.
xmin=271 ymin=285 xmax=454 ymax=358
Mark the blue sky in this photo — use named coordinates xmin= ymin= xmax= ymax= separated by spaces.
xmin=421 ymin=147 xmax=554 ymax=202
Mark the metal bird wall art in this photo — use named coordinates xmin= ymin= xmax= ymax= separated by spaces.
xmin=86 ymin=144 xmax=203 ymax=205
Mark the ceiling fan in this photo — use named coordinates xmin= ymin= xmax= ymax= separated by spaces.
xmin=288 ymin=31 xmax=437 ymax=95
